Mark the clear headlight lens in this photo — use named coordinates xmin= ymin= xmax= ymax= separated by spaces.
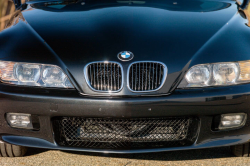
xmin=178 ymin=60 xmax=250 ymax=88
xmin=0 ymin=61 xmax=74 ymax=88
xmin=213 ymin=63 xmax=239 ymax=85
xmin=42 ymin=66 xmax=67 ymax=87
xmin=185 ymin=65 xmax=211 ymax=87
xmin=15 ymin=64 xmax=41 ymax=83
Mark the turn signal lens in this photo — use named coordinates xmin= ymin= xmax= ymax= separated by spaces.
xmin=0 ymin=61 xmax=16 ymax=81
xmin=238 ymin=61 xmax=250 ymax=82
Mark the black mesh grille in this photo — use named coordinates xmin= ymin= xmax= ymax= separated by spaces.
xmin=53 ymin=117 xmax=198 ymax=149
xmin=128 ymin=62 xmax=166 ymax=91
xmin=86 ymin=62 xmax=122 ymax=91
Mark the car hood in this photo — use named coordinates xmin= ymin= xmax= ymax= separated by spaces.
xmin=1 ymin=0 xmax=247 ymax=95
xmin=24 ymin=0 xmax=234 ymax=66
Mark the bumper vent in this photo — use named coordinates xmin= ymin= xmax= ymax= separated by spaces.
xmin=85 ymin=62 xmax=123 ymax=92
xmin=53 ymin=117 xmax=198 ymax=149
xmin=128 ymin=62 xmax=167 ymax=92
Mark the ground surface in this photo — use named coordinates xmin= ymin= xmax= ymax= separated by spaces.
xmin=0 ymin=147 xmax=250 ymax=165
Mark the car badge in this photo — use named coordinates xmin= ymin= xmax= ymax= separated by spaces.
xmin=117 ymin=51 xmax=134 ymax=61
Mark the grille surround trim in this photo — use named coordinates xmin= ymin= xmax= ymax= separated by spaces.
xmin=84 ymin=61 xmax=124 ymax=93
xmin=127 ymin=61 xmax=168 ymax=92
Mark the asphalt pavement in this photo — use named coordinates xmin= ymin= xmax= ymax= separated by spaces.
xmin=0 ymin=147 xmax=250 ymax=166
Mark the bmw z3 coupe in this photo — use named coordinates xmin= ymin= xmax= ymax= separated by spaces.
xmin=0 ymin=0 xmax=250 ymax=157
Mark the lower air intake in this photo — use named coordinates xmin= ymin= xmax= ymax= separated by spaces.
xmin=53 ymin=117 xmax=198 ymax=149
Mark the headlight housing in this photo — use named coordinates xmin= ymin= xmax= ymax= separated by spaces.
xmin=0 ymin=61 xmax=74 ymax=88
xmin=178 ymin=61 xmax=250 ymax=88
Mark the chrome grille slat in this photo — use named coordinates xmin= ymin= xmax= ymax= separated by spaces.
xmin=96 ymin=63 xmax=99 ymax=90
xmin=135 ymin=63 xmax=137 ymax=91
xmin=159 ymin=65 xmax=163 ymax=87
xmin=107 ymin=64 xmax=109 ymax=91
xmin=93 ymin=64 xmax=96 ymax=89
xmin=117 ymin=65 xmax=120 ymax=90
xmin=142 ymin=63 xmax=144 ymax=91
xmin=128 ymin=61 xmax=167 ymax=92
xmin=89 ymin=65 xmax=92 ymax=86
xmin=151 ymin=63 xmax=155 ymax=89
xmin=132 ymin=65 xmax=134 ymax=90
xmin=85 ymin=62 xmax=123 ymax=92
xmin=149 ymin=63 xmax=151 ymax=89
xmin=100 ymin=63 xmax=102 ymax=90
xmin=138 ymin=65 xmax=141 ymax=90
xmin=103 ymin=64 xmax=105 ymax=90
xmin=155 ymin=63 xmax=158 ymax=88
xmin=111 ymin=63 xmax=112 ymax=91
xmin=145 ymin=63 xmax=147 ymax=90
xmin=114 ymin=64 xmax=116 ymax=91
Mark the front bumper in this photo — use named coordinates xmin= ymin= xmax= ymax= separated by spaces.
xmin=1 ymin=84 xmax=250 ymax=153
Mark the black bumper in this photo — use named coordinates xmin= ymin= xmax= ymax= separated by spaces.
xmin=1 ymin=84 xmax=250 ymax=153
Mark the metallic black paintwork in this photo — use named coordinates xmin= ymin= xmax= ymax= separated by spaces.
xmin=1 ymin=0 xmax=250 ymax=153
xmin=1 ymin=0 xmax=250 ymax=96
xmin=1 ymin=83 xmax=250 ymax=152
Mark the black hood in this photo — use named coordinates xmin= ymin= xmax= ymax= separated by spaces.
xmin=1 ymin=0 xmax=249 ymax=96
xmin=23 ymin=0 xmax=234 ymax=69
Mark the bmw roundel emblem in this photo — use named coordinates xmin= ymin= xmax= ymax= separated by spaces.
xmin=117 ymin=51 xmax=134 ymax=61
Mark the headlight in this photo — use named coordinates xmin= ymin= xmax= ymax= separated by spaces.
xmin=0 ymin=61 xmax=74 ymax=88
xmin=178 ymin=61 xmax=250 ymax=88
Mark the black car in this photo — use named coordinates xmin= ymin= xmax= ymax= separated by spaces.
xmin=0 ymin=0 xmax=250 ymax=157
